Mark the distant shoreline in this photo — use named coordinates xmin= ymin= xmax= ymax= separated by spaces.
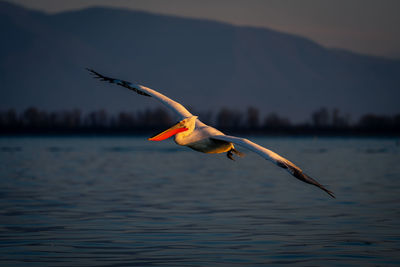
xmin=1 ymin=107 xmax=399 ymax=137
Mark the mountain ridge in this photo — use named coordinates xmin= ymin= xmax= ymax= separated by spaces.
xmin=1 ymin=1 xmax=399 ymax=121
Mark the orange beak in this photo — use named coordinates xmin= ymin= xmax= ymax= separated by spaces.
xmin=148 ymin=122 xmax=188 ymax=141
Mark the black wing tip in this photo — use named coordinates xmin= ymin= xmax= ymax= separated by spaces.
xmin=86 ymin=68 xmax=152 ymax=97
xmin=307 ymin=175 xmax=336 ymax=199
xmin=86 ymin=68 xmax=98 ymax=76
xmin=86 ymin=68 xmax=108 ymax=80
xmin=320 ymin=186 xmax=336 ymax=199
xmin=86 ymin=68 xmax=120 ymax=85
xmin=295 ymin=170 xmax=336 ymax=199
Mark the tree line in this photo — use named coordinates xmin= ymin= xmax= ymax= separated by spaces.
xmin=0 ymin=106 xmax=399 ymax=135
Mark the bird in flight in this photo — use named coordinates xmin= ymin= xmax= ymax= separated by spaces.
xmin=88 ymin=69 xmax=335 ymax=198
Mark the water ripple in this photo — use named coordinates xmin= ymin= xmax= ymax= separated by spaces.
xmin=0 ymin=137 xmax=399 ymax=266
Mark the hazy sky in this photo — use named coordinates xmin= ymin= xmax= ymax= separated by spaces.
xmin=7 ymin=0 xmax=400 ymax=59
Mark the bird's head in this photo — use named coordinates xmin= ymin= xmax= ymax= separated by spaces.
xmin=148 ymin=116 xmax=198 ymax=141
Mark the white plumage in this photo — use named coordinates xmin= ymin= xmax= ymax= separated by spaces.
xmin=88 ymin=69 xmax=335 ymax=198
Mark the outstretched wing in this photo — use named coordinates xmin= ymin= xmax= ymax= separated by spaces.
xmin=211 ymin=135 xmax=335 ymax=198
xmin=87 ymin=68 xmax=193 ymax=120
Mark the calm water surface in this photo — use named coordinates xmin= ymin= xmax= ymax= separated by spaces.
xmin=0 ymin=136 xmax=400 ymax=266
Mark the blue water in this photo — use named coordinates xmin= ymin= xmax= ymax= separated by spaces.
xmin=1 ymin=136 xmax=400 ymax=266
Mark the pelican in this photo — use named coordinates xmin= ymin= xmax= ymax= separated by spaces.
xmin=88 ymin=69 xmax=335 ymax=198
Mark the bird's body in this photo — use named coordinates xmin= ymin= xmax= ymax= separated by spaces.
xmin=174 ymin=120 xmax=232 ymax=153
xmin=88 ymin=69 xmax=335 ymax=198
xmin=184 ymin=136 xmax=233 ymax=154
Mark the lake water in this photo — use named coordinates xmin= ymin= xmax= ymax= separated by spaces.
xmin=1 ymin=136 xmax=400 ymax=266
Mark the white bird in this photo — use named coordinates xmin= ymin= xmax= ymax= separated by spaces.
xmin=88 ymin=69 xmax=335 ymax=198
